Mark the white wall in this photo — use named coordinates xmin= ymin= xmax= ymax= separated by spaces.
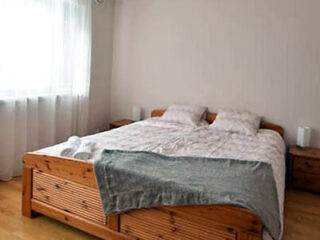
xmin=89 ymin=0 xmax=114 ymax=133
xmin=110 ymin=0 xmax=320 ymax=147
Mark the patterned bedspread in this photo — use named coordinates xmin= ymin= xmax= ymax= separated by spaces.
xmin=37 ymin=117 xmax=286 ymax=240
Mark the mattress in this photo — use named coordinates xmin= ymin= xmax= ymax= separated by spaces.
xmin=37 ymin=117 xmax=286 ymax=240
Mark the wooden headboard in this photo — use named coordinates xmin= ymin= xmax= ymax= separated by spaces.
xmin=151 ymin=109 xmax=284 ymax=137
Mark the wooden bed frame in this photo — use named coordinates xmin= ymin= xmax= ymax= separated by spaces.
xmin=22 ymin=109 xmax=284 ymax=240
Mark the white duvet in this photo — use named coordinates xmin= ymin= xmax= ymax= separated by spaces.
xmin=37 ymin=117 xmax=286 ymax=240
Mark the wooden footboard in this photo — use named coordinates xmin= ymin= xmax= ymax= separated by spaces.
xmin=22 ymin=153 xmax=263 ymax=240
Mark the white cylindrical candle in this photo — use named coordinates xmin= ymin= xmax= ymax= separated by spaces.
xmin=297 ymin=126 xmax=311 ymax=148
xmin=132 ymin=106 xmax=142 ymax=121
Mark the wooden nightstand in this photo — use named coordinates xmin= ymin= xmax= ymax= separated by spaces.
xmin=109 ymin=119 xmax=134 ymax=130
xmin=289 ymin=146 xmax=320 ymax=193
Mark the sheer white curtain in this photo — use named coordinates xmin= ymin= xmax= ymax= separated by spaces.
xmin=0 ymin=0 xmax=92 ymax=181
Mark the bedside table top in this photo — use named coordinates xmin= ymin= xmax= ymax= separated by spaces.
xmin=110 ymin=119 xmax=134 ymax=127
xmin=290 ymin=146 xmax=320 ymax=160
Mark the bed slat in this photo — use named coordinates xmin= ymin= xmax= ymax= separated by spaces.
xmin=23 ymin=153 xmax=96 ymax=188
xmin=31 ymin=199 xmax=132 ymax=240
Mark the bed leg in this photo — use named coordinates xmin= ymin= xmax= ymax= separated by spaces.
xmin=107 ymin=215 xmax=120 ymax=232
xmin=22 ymin=166 xmax=35 ymax=218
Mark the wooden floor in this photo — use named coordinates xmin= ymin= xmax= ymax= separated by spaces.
xmin=0 ymin=178 xmax=320 ymax=240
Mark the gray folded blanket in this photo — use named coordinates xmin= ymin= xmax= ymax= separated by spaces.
xmin=94 ymin=149 xmax=280 ymax=240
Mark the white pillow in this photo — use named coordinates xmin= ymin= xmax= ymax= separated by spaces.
xmin=160 ymin=104 xmax=207 ymax=126
xmin=210 ymin=109 xmax=261 ymax=136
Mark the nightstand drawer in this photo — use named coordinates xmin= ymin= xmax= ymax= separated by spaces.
xmin=293 ymin=171 xmax=320 ymax=193
xmin=294 ymin=157 xmax=320 ymax=175
xmin=290 ymin=146 xmax=320 ymax=193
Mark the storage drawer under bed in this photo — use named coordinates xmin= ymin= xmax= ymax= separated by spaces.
xmin=120 ymin=206 xmax=238 ymax=240
xmin=32 ymin=170 xmax=107 ymax=225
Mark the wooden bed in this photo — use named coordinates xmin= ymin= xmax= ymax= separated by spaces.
xmin=22 ymin=109 xmax=284 ymax=240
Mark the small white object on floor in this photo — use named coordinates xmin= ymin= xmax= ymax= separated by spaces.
xmin=59 ymin=136 xmax=81 ymax=157
xmin=72 ymin=141 xmax=96 ymax=160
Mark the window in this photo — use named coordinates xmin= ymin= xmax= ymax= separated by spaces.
xmin=0 ymin=0 xmax=91 ymax=99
